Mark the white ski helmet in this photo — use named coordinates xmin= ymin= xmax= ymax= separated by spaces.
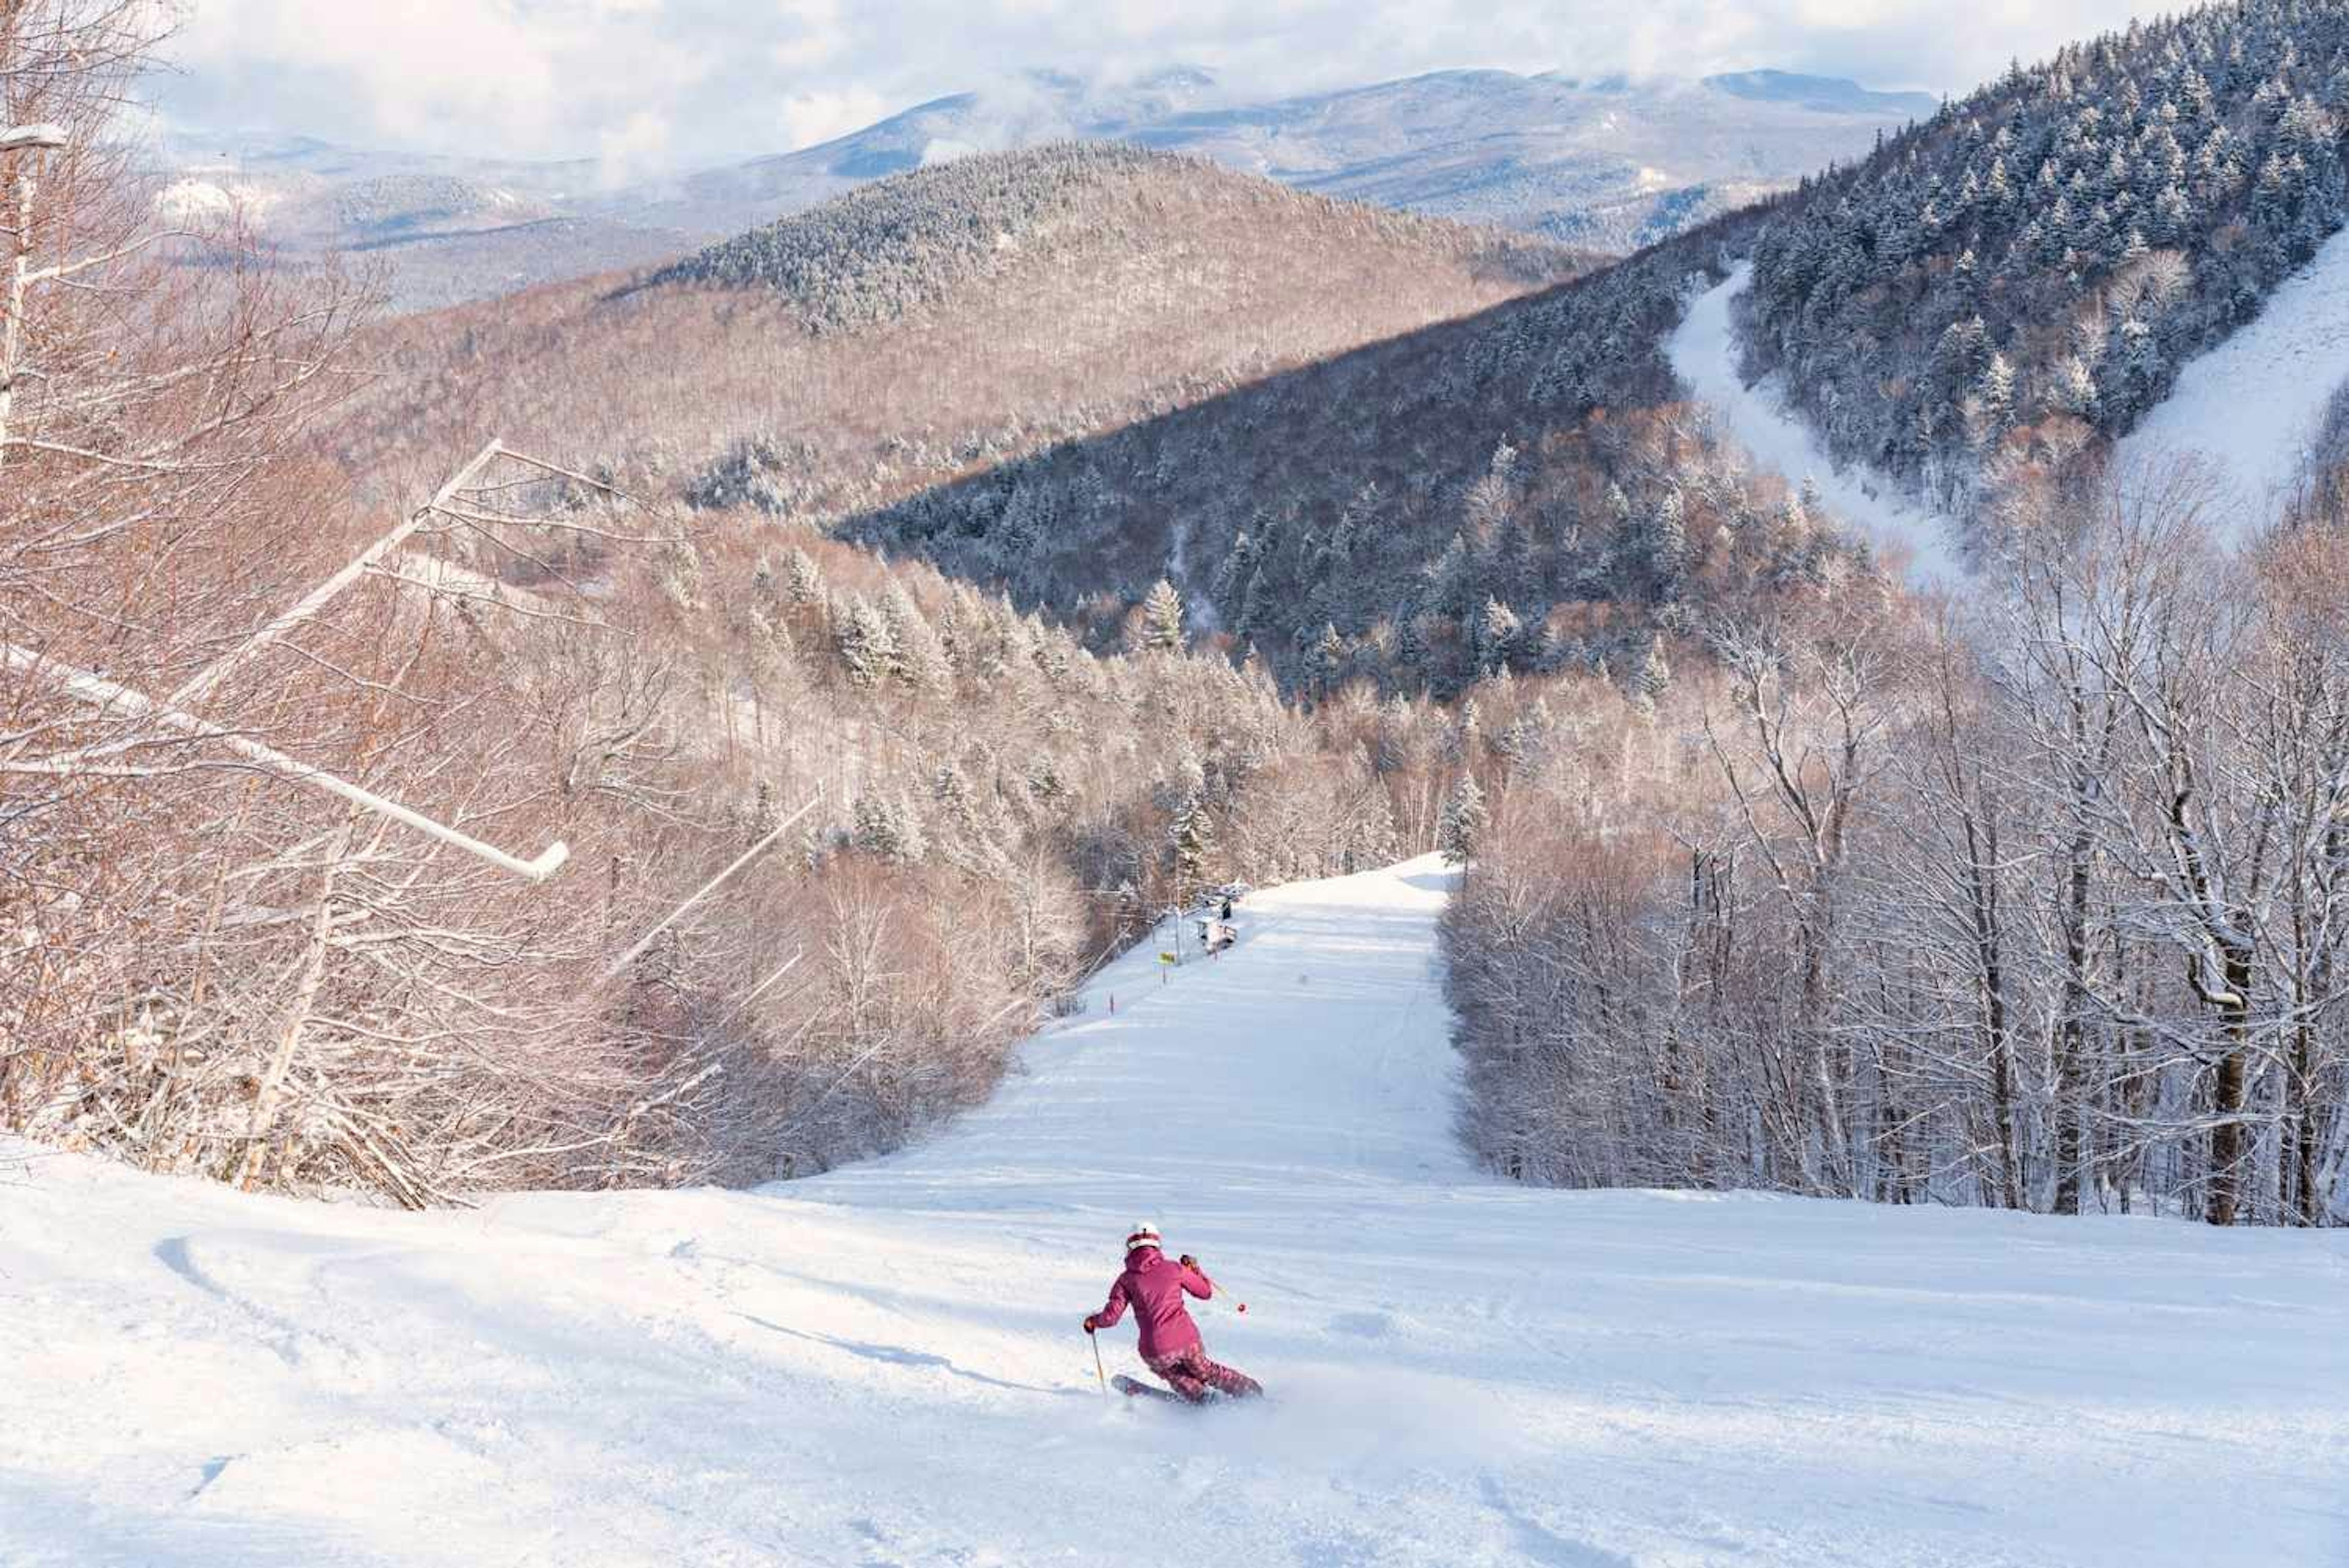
xmin=1124 ymin=1222 xmax=1162 ymax=1251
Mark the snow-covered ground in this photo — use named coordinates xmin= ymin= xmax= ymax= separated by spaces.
xmin=8 ymin=857 xmax=2349 ymax=1566
xmin=2118 ymin=224 xmax=2349 ymax=533
xmin=1668 ymin=263 xmax=1962 ymax=582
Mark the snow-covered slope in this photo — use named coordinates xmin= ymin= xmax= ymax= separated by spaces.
xmin=8 ymin=858 xmax=2347 ymax=1566
xmin=2118 ymin=223 xmax=2349 ymax=532
xmin=1668 ymin=263 xmax=1961 ymax=582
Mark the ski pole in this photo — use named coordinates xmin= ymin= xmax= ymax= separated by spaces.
xmin=1091 ymin=1329 xmax=1107 ymax=1395
xmin=1185 ymin=1257 xmax=1247 ymax=1315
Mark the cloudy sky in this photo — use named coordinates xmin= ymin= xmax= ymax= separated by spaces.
xmin=151 ymin=0 xmax=2165 ymax=173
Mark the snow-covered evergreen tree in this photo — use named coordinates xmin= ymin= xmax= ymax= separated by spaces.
xmin=1312 ymin=622 xmax=1347 ymax=694
xmin=1438 ymin=774 xmax=1487 ymax=866
xmin=836 ymin=596 xmax=900 ymax=688
xmin=1140 ymin=578 xmax=1186 ymax=653
xmin=853 ymin=792 xmax=921 ymax=861
xmin=1169 ymin=792 xmax=1217 ymax=893
xmin=1978 ymin=351 xmax=2017 ymax=436
xmin=1476 ymin=598 xmax=1521 ymax=675
xmin=784 ymin=547 xmax=825 ymax=606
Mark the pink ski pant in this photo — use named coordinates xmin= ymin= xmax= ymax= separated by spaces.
xmin=1145 ymin=1345 xmax=1263 ymax=1402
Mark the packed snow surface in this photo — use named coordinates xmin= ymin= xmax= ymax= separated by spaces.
xmin=9 ymin=858 xmax=2348 ymax=1566
xmin=1668 ymin=263 xmax=1962 ymax=582
xmin=2118 ymin=222 xmax=2349 ymax=532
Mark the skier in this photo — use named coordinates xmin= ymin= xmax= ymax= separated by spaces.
xmin=1083 ymin=1223 xmax=1262 ymax=1403
xmin=1219 ymin=894 xmax=1234 ymax=922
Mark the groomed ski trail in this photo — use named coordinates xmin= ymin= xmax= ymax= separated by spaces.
xmin=2117 ymin=222 xmax=2349 ymax=535
xmin=1668 ymin=261 xmax=1962 ymax=583
xmin=6 ymin=857 xmax=2348 ymax=1567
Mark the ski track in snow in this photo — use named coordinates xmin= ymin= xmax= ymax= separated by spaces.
xmin=2118 ymin=223 xmax=2349 ymax=534
xmin=7 ymin=856 xmax=2349 ymax=1566
xmin=1668 ymin=262 xmax=1963 ymax=584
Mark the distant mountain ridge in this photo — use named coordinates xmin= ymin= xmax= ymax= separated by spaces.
xmin=1702 ymin=69 xmax=1938 ymax=116
xmin=640 ymin=65 xmax=1936 ymax=251
xmin=150 ymin=127 xmax=696 ymax=311
xmin=155 ymin=62 xmax=1930 ymax=308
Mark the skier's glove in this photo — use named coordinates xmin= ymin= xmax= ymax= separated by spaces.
xmin=1179 ymin=1254 xmax=1200 ymax=1271
xmin=1083 ymin=1315 xmax=1098 ymax=1334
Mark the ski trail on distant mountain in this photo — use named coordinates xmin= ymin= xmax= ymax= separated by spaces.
xmin=1668 ymin=261 xmax=1961 ymax=582
xmin=2117 ymin=223 xmax=2349 ymax=538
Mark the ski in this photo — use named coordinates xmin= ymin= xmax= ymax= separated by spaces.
xmin=1112 ymin=1374 xmax=1264 ymax=1406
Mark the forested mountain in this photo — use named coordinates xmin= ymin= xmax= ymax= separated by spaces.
xmin=1740 ymin=0 xmax=2349 ymax=518
xmin=844 ymin=230 xmax=1876 ymax=696
xmin=636 ymin=141 xmax=1569 ymax=332
xmin=340 ymin=143 xmax=1586 ymax=490
xmin=338 ymin=146 xmax=1741 ymax=691
xmin=343 ymin=144 xmax=1879 ymax=702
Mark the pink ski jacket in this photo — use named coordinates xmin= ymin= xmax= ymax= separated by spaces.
xmin=1093 ymin=1246 xmax=1214 ymax=1359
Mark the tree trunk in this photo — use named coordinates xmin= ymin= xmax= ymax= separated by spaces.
xmin=2206 ymin=962 xmax=2252 ymax=1225
xmin=2289 ymin=1020 xmax=2320 ymax=1225
xmin=235 ymin=821 xmax=353 ymax=1191
xmin=2054 ymin=838 xmax=2095 ymax=1215
xmin=1965 ymin=821 xmax=2022 ymax=1210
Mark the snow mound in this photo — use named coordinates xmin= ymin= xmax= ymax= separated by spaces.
xmin=1668 ymin=262 xmax=1962 ymax=582
xmin=2118 ymin=223 xmax=2349 ymax=533
xmin=6 ymin=856 xmax=2346 ymax=1566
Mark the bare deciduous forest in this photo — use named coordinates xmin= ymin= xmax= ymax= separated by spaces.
xmin=1443 ymin=455 xmax=2349 ymax=1225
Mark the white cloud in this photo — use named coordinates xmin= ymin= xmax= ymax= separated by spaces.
xmin=595 ymin=108 xmax=672 ymax=187
xmin=777 ymin=87 xmax=892 ymax=151
xmin=149 ymin=0 xmax=2170 ymax=168
xmin=770 ymin=0 xmax=848 ymax=70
